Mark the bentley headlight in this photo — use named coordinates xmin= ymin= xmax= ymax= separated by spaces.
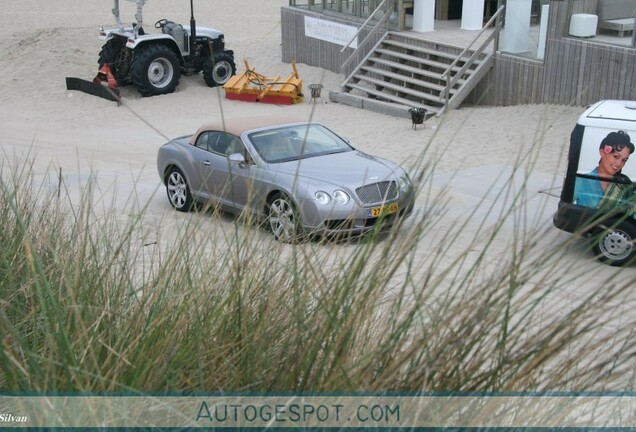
xmin=315 ymin=190 xmax=331 ymax=205
xmin=398 ymin=174 xmax=411 ymax=193
xmin=333 ymin=189 xmax=350 ymax=205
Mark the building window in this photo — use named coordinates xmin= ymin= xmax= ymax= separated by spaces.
xmin=288 ymin=0 xmax=393 ymax=20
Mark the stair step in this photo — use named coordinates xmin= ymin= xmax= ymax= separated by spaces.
xmin=329 ymin=91 xmax=439 ymax=119
xmin=346 ymin=82 xmax=444 ymax=110
xmin=353 ymin=67 xmax=446 ymax=94
xmin=358 ymin=75 xmax=443 ymax=103
xmin=360 ymin=65 xmax=461 ymax=92
xmin=367 ymin=50 xmax=472 ymax=75
xmin=381 ymin=39 xmax=465 ymax=61
xmin=374 ymin=48 xmax=477 ymax=73
xmin=367 ymin=57 xmax=470 ymax=84
xmin=339 ymin=30 xmax=494 ymax=116
xmin=387 ymin=30 xmax=464 ymax=48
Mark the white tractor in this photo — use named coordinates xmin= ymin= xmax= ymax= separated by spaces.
xmin=95 ymin=0 xmax=236 ymax=97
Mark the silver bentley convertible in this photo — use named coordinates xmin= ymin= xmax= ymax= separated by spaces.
xmin=157 ymin=116 xmax=415 ymax=241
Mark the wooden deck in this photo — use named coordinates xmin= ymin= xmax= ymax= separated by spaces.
xmin=281 ymin=3 xmax=636 ymax=109
xmin=396 ymin=14 xmax=636 ymax=107
xmin=403 ymin=16 xmax=635 ymax=59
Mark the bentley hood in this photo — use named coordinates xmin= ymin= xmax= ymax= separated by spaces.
xmin=271 ymin=151 xmax=402 ymax=187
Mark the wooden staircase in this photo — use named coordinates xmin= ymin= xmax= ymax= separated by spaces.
xmin=334 ymin=31 xmax=495 ymax=118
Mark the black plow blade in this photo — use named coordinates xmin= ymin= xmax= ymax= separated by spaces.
xmin=65 ymin=77 xmax=121 ymax=104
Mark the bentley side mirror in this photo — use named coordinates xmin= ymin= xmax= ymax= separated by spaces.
xmin=228 ymin=153 xmax=246 ymax=167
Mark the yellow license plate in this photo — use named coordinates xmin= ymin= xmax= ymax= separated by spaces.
xmin=369 ymin=202 xmax=398 ymax=218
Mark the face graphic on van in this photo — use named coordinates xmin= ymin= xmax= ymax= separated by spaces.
xmin=572 ymin=130 xmax=635 ymax=212
xmin=598 ymin=146 xmax=631 ymax=177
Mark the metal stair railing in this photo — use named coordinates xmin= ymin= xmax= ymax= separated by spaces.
xmin=339 ymin=0 xmax=393 ymax=76
xmin=441 ymin=5 xmax=505 ymax=110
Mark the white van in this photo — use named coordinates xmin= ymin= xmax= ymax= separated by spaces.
xmin=553 ymin=99 xmax=636 ymax=266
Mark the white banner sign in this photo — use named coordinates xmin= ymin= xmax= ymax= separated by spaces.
xmin=304 ymin=16 xmax=358 ymax=49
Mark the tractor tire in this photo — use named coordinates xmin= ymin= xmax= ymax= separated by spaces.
xmin=131 ymin=44 xmax=181 ymax=97
xmin=98 ymin=38 xmax=130 ymax=85
xmin=203 ymin=51 xmax=236 ymax=87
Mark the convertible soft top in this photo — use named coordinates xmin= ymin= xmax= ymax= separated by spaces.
xmin=187 ymin=115 xmax=307 ymax=145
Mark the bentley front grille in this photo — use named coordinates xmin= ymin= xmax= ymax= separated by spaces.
xmin=355 ymin=181 xmax=398 ymax=205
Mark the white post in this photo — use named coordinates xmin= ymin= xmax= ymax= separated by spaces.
xmin=461 ymin=0 xmax=485 ymax=30
xmin=537 ymin=4 xmax=549 ymax=60
xmin=503 ymin=0 xmax=532 ymax=54
xmin=412 ymin=0 xmax=435 ymax=32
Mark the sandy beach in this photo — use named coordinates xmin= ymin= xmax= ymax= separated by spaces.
xmin=1 ymin=0 xmax=633 ymax=308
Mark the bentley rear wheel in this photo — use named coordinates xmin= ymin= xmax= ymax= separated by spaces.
xmin=166 ymin=167 xmax=194 ymax=212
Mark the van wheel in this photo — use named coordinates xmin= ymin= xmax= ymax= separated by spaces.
xmin=592 ymin=222 xmax=636 ymax=266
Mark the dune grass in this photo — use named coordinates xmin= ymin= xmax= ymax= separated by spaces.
xmin=1 ymin=138 xmax=636 ymax=394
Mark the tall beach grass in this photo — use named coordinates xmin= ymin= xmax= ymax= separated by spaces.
xmin=1 ymin=138 xmax=636 ymax=394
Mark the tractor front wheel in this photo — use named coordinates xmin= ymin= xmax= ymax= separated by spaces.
xmin=131 ymin=44 xmax=181 ymax=96
xmin=203 ymin=51 xmax=236 ymax=87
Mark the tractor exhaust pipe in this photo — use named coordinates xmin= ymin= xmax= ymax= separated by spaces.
xmin=189 ymin=0 xmax=196 ymax=55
